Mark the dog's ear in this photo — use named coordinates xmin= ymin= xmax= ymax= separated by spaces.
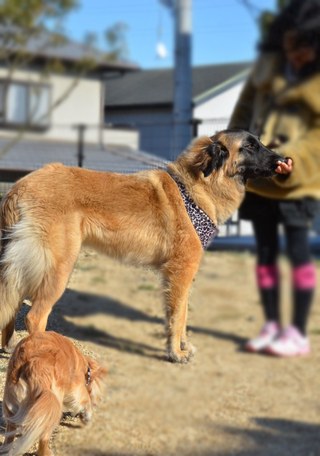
xmin=87 ymin=357 xmax=108 ymax=382
xmin=201 ymin=141 xmax=230 ymax=177
xmin=186 ymin=136 xmax=230 ymax=178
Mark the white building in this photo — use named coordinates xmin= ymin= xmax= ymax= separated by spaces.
xmin=104 ymin=62 xmax=252 ymax=160
xmin=0 ymin=31 xmax=163 ymax=174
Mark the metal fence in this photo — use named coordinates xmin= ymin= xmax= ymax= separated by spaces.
xmin=104 ymin=116 xmax=231 ymax=161
xmin=0 ymin=119 xmax=248 ymax=237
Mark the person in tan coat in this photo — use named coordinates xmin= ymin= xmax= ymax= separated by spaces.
xmin=229 ymin=0 xmax=320 ymax=356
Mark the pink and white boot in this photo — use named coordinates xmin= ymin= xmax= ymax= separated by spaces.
xmin=245 ymin=321 xmax=280 ymax=353
xmin=265 ymin=325 xmax=310 ymax=357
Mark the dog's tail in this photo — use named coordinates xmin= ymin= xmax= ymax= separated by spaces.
xmin=0 ymin=192 xmax=53 ymax=329
xmin=0 ymin=390 xmax=61 ymax=455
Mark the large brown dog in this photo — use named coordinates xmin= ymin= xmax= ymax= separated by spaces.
xmin=1 ymin=331 xmax=106 ymax=456
xmin=0 ymin=129 xmax=287 ymax=362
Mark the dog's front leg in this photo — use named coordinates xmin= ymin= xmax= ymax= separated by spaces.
xmin=1 ymin=319 xmax=18 ymax=353
xmin=163 ymin=251 xmax=201 ymax=363
xmin=180 ymin=307 xmax=196 ymax=356
xmin=164 ymin=278 xmax=195 ymax=363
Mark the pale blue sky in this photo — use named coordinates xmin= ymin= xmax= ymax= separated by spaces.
xmin=64 ymin=0 xmax=277 ymax=68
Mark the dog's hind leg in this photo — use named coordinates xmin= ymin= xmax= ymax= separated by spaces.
xmin=25 ymin=267 xmax=75 ymax=334
xmin=163 ymin=246 xmax=202 ymax=363
xmin=25 ymin=245 xmax=81 ymax=334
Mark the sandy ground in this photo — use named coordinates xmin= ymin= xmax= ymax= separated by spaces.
xmin=0 ymin=248 xmax=319 ymax=456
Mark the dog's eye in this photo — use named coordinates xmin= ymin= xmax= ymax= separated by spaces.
xmin=240 ymin=144 xmax=254 ymax=153
xmin=245 ymin=142 xmax=257 ymax=152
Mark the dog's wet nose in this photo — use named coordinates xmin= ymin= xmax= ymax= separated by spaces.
xmin=277 ymin=156 xmax=291 ymax=164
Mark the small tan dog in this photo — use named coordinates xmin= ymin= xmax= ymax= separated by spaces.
xmin=0 ymin=129 xmax=287 ymax=363
xmin=0 ymin=331 xmax=106 ymax=456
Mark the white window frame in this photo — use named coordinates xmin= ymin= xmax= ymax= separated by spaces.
xmin=0 ymin=79 xmax=51 ymax=130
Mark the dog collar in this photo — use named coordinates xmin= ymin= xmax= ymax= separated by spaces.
xmin=86 ymin=366 xmax=91 ymax=386
xmin=171 ymin=176 xmax=219 ymax=249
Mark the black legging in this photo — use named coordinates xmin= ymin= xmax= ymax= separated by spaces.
xmin=253 ymin=219 xmax=311 ymax=267
xmin=252 ymin=218 xmax=314 ymax=334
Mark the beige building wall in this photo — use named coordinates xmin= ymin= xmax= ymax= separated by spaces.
xmin=0 ymin=68 xmax=138 ymax=148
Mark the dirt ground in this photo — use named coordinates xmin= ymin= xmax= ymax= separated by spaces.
xmin=0 ymin=248 xmax=319 ymax=456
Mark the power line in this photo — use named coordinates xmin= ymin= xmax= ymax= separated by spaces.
xmin=236 ymin=0 xmax=266 ymax=22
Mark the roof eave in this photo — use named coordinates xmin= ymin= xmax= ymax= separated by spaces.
xmin=2 ymin=49 xmax=140 ymax=75
xmin=193 ymin=68 xmax=251 ymax=106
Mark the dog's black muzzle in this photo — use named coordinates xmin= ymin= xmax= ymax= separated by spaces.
xmin=239 ymin=146 xmax=289 ymax=181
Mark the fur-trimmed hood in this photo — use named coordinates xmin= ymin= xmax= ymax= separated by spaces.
xmin=229 ymin=49 xmax=320 ymax=201
xmin=271 ymin=73 xmax=320 ymax=115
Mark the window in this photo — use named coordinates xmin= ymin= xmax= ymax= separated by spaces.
xmin=6 ymin=83 xmax=28 ymax=124
xmin=0 ymin=80 xmax=51 ymax=129
xmin=29 ymin=85 xmax=50 ymax=126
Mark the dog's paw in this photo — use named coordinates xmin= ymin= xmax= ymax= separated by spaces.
xmin=2 ymin=344 xmax=15 ymax=354
xmin=2 ymin=335 xmax=18 ymax=354
xmin=180 ymin=341 xmax=196 ymax=357
xmin=167 ymin=347 xmax=194 ymax=364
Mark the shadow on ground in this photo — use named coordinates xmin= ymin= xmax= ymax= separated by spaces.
xmin=16 ymin=291 xmax=165 ymax=361
xmin=209 ymin=417 xmax=320 ymax=456
xmin=67 ymin=417 xmax=320 ymax=455
xmin=15 ymin=288 xmax=247 ymax=361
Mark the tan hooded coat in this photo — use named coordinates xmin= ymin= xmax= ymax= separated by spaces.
xmin=229 ymin=53 xmax=320 ymax=200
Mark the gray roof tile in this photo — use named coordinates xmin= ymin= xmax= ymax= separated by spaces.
xmin=0 ymin=25 xmax=138 ymax=73
xmin=105 ymin=62 xmax=252 ymax=106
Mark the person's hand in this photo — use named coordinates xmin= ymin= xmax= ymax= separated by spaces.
xmin=275 ymin=158 xmax=293 ymax=175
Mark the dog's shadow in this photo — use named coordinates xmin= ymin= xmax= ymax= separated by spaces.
xmin=16 ymin=290 xmax=166 ymax=361
xmin=14 ymin=288 xmax=247 ymax=361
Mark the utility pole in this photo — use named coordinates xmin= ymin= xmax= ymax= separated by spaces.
xmin=172 ymin=0 xmax=192 ymax=158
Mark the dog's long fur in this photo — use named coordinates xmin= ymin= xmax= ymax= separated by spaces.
xmin=0 ymin=129 xmax=286 ymax=362
xmin=1 ymin=331 xmax=106 ymax=456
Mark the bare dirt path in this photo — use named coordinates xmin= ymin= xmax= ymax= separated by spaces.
xmin=0 ymin=249 xmax=319 ymax=455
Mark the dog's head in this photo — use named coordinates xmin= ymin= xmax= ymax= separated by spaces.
xmin=185 ymin=129 xmax=289 ymax=183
